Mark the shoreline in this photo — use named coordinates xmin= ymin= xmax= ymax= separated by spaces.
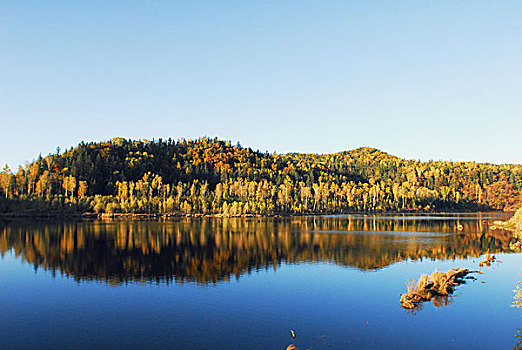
xmin=0 ymin=209 xmax=511 ymax=220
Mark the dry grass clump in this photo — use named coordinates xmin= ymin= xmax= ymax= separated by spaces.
xmin=514 ymin=329 xmax=522 ymax=350
xmin=479 ymin=253 xmax=496 ymax=267
xmin=400 ymin=268 xmax=473 ymax=309
xmin=510 ymin=240 xmax=522 ymax=252
xmin=513 ymin=282 xmax=522 ymax=309
xmin=495 ymin=207 xmax=522 ymax=251
xmin=494 ymin=207 xmax=522 ymax=232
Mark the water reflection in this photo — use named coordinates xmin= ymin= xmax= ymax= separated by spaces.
xmin=404 ymin=295 xmax=455 ymax=316
xmin=0 ymin=215 xmax=515 ymax=285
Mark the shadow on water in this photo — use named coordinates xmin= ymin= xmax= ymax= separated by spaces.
xmin=0 ymin=214 xmax=516 ymax=285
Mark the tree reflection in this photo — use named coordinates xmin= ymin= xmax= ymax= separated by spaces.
xmin=0 ymin=216 xmax=514 ymax=285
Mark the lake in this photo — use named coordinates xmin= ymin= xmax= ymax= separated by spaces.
xmin=0 ymin=213 xmax=520 ymax=349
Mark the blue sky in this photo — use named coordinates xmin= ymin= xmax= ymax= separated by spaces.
xmin=1 ymin=1 xmax=521 ymax=169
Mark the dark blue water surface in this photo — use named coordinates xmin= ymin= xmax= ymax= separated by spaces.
xmin=0 ymin=213 xmax=520 ymax=349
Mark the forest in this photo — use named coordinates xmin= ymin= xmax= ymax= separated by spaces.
xmin=0 ymin=137 xmax=521 ymax=216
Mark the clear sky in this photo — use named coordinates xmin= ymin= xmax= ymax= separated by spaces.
xmin=1 ymin=1 xmax=521 ymax=169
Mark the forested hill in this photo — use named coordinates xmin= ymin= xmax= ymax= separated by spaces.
xmin=1 ymin=137 xmax=521 ymax=215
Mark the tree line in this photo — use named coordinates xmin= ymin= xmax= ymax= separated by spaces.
xmin=0 ymin=137 xmax=521 ymax=215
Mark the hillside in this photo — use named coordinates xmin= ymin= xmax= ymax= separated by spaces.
xmin=1 ymin=137 xmax=521 ymax=215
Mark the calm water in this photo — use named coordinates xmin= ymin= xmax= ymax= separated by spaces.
xmin=0 ymin=213 xmax=520 ymax=349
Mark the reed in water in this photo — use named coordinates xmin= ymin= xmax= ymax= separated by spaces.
xmin=400 ymin=268 xmax=474 ymax=310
